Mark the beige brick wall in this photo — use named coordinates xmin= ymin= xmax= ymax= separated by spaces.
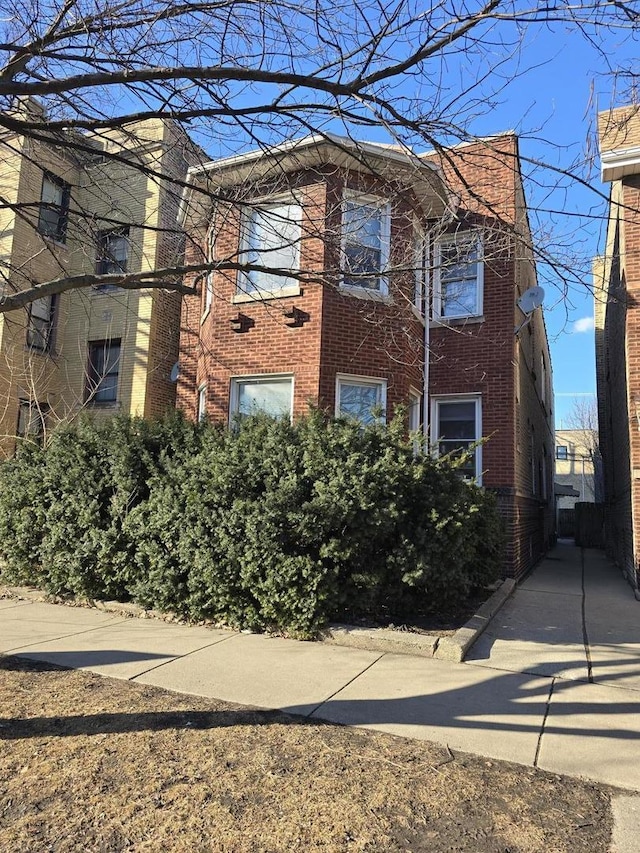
xmin=0 ymin=129 xmax=83 ymax=453
xmin=0 ymin=108 xmax=195 ymax=455
xmin=555 ymin=429 xmax=596 ymax=506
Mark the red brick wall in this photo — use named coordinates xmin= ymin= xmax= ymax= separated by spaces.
xmin=428 ymin=235 xmax=517 ymax=489
xmin=598 ymin=176 xmax=640 ymax=588
xmin=178 ymin=182 xmax=327 ymax=421
xmin=318 ymin=171 xmax=424 ymax=415
xmin=146 ymin=130 xmax=198 ymax=417
xmin=177 ymin=141 xmax=555 ymax=578
xmin=427 ymin=136 xmax=554 ymax=577
xmin=179 ymin=168 xmax=426 ymax=423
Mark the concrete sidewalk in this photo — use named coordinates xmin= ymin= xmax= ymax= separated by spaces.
xmin=1 ymin=542 xmax=640 ymax=797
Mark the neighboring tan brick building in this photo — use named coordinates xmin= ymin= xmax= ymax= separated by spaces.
xmin=178 ymin=133 xmax=555 ymax=578
xmin=595 ymin=104 xmax=640 ymax=597
xmin=555 ymin=429 xmax=597 ymax=507
xmin=0 ymin=99 xmax=197 ymax=455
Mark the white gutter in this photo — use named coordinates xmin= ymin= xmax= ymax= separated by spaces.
xmin=187 ymin=132 xmax=443 ymax=178
xmin=601 ymin=145 xmax=640 ymax=183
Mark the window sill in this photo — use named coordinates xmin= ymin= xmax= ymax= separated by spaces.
xmin=430 ymin=315 xmax=485 ymax=328
xmin=233 ymin=285 xmax=301 ymax=304
xmin=338 ymin=285 xmax=393 ymax=303
xmin=85 ymin=401 xmax=120 ymax=409
xmin=411 ymin=305 xmax=426 ymax=323
xmin=38 ymin=232 xmax=69 ymax=250
xmin=92 ymin=286 xmax=125 ymax=295
xmin=24 ymin=345 xmax=56 ymax=358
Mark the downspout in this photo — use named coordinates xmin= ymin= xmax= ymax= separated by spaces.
xmin=423 ymin=232 xmax=431 ymax=451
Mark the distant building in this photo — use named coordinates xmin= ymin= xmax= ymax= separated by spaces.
xmin=554 ymin=428 xmax=598 ymax=538
xmin=555 ymin=429 xmax=597 ymax=509
xmin=177 ymin=132 xmax=555 ymax=578
xmin=0 ymin=98 xmax=197 ymax=455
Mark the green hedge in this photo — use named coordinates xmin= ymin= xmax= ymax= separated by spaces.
xmin=0 ymin=411 xmax=504 ymax=637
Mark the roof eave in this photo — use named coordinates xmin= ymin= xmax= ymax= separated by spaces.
xmin=601 ymin=146 xmax=640 ymax=183
xmin=180 ymin=134 xmax=452 ymax=229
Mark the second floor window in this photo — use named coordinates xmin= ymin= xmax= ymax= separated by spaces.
xmin=556 ymin=445 xmax=568 ymax=460
xmin=96 ymin=227 xmax=129 ymax=275
xmin=86 ymin=339 xmax=121 ymax=405
xmin=27 ymin=294 xmax=57 ymax=351
xmin=341 ymin=193 xmax=390 ymax=294
xmin=38 ymin=172 xmax=70 ymax=243
xmin=434 ymin=234 xmax=483 ymax=319
xmin=239 ymin=201 xmax=301 ymax=296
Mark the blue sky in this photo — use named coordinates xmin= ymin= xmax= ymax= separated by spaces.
xmin=97 ymin=4 xmax=636 ymax=430
xmin=452 ymin=18 xmax=638 ymax=427
xmin=208 ymin=11 xmax=638 ymax=429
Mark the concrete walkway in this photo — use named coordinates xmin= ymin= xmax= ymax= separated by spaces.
xmin=1 ymin=542 xmax=640 ymax=799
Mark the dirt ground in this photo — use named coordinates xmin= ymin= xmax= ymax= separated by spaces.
xmin=0 ymin=655 xmax=612 ymax=853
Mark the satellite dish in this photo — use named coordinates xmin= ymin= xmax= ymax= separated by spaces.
xmin=517 ymin=286 xmax=545 ymax=315
xmin=170 ymin=362 xmax=180 ymax=383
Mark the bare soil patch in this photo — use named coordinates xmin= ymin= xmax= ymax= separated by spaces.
xmin=0 ymin=655 xmax=612 ymax=853
xmin=341 ymin=586 xmax=495 ymax=636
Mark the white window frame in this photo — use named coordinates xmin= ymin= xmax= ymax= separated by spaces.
xmin=433 ymin=232 xmax=483 ymax=320
xmin=203 ymin=225 xmax=215 ymax=317
xmin=431 ymin=394 xmax=482 ymax=483
xmin=197 ymin=384 xmax=207 ymax=422
xmin=340 ymin=190 xmax=391 ymax=297
xmin=229 ymin=373 xmax=294 ymax=423
xmin=236 ymin=196 xmax=302 ymax=301
xmin=335 ymin=374 xmax=387 ymax=425
xmin=408 ymin=389 xmax=422 ymax=433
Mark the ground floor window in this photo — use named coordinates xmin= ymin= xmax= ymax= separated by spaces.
xmin=197 ymin=384 xmax=207 ymax=422
xmin=408 ymin=390 xmax=422 ymax=433
xmin=431 ymin=395 xmax=482 ymax=482
xmin=230 ymin=374 xmax=294 ymax=421
xmin=336 ymin=375 xmax=387 ymax=425
xmin=17 ymin=399 xmax=49 ymax=442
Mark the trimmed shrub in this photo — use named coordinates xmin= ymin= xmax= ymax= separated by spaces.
xmin=0 ymin=442 xmax=48 ymax=585
xmin=0 ymin=411 xmax=504 ymax=636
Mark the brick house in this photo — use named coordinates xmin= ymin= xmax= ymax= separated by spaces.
xmin=0 ymin=98 xmax=197 ymax=455
xmin=177 ymin=133 xmax=555 ymax=578
xmin=595 ymin=104 xmax=640 ymax=597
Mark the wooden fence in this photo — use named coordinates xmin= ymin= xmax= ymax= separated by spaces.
xmin=574 ymin=502 xmax=605 ymax=548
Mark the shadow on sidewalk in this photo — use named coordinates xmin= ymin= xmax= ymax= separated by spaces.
xmin=3 ymin=653 xmax=640 ymax=743
xmin=4 ymin=649 xmax=170 ymax=668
